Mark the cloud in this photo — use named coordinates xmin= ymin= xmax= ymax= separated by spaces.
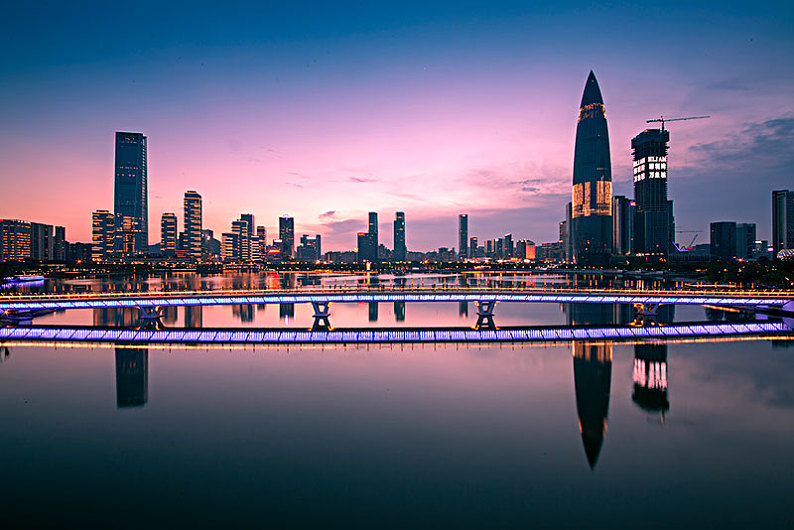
xmin=349 ymin=176 xmax=378 ymax=183
xmin=319 ymin=210 xmax=337 ymax=220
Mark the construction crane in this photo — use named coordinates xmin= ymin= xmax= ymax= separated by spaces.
xmin=647 ymin=115 xmax=710 ymax=131
xmin=673 ymin=230 xmax=703 ymax=252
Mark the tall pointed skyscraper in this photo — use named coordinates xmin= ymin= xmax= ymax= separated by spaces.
xmin=571 ymin=71 xmax=612 ymax=262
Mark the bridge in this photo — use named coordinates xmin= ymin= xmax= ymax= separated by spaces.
xmin=1 ymin=286 xmax=791 ymax=329
xmin=0 ymin=321 xmax=790 ymax=345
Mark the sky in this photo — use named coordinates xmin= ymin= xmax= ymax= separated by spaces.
xmin=1 ymin=1 xmax=792 ymax=250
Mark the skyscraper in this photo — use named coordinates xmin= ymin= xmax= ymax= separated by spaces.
xmin=571 ymin=71 xmax=612 ymax=262
xmin=710 ymin=221 xmax=737 ymax=260
xmin=0 ymin=219 xmax=32 ymax=262
xmin=458 ymin=214 xmax=468 ymax=260
xmin=240 ymin=213 xmax=254 ymax=254
xmin=183 ymin=191 xmax=202 ymax=259
xmin=772 ymin=189 xmax=794 ymax=254
xmin=91 ymin=210 xmax=114 ymax=261
xmin=393 ymin=212 xmax=406 ymax=261
xmin=632 ymin=129 xmax=672 ymax=256
xmin=113 ymin=132 xmax=147 ymax=255
xmin=232 ymin=219 xmax=250 ymax=261
xmin=279 ymin=215 xmax=295 ymax=260
xmin=368 ymin=212 xmax=378 ymax=262
xmin=160 ymin=213 xmax=177 ymax=255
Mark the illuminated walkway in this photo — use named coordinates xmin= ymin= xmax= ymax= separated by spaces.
xmin=1 ymin=287 xmax=792 ymax=311
xmin=0 ymin=321 xmax=790 ymax=345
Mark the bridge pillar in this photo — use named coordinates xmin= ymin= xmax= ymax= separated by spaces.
xmin=475 ymin=300 xmax=497 ymax=330
xmin=311 ymin=301 xmax=332 ymax=331
xmin=137 ymin=307 xmax=163 ymax=330
xmin=633 ymin=303 xmax=660 ymax=326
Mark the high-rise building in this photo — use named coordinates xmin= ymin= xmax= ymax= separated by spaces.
xmin=183 ymin=191 xmax=202 ymax=259
xmin=504 ymin=233 xmax=514 ymax=258
xmin=736 ymin=223 xmax=756 ymax=260
xmin=240 ymin=213 xmax=254 ymax=253
xmin=357 ymin=232 xmax=372 ymax=262
xmin=458 ymin=214 xmax=469 ymax=260
xmin=632 ymin=129 xmax=672 ymax=256
xmin=571 ymin=71 xmax=612 ymax=262
xmin=772 ymin=189 xmax=794 ymax=255
xmin=612 ymin=195 xmax=634 ymax=255
xmin=221 ymin=232 xmax=238 ymax=262
xmin=0 ymin=219 xmax=32 ymax=262
xmin=297 ymin=234 xmax=322 ymax=262
xmin=279 ymin=216 xmax=295 ymax=260
xmin=53 ymin=225 xmax=67 ymax=261
xmin=393 ymin=212 xmax=406 ymax=261
xmin=469 ymin=237 xmax=478 ymax=258
xmin=160 ymin=213 xmax=177 ymax=255
xmin=92 ymin=210 xmax=114 ymax=261
xmin=368 ymin=212 xmax=379 ymax=262
xmin=30 ymin=222 xmax=54 ymax=261
xmin=710 ymin=221 xmax=737 ymax=260
xmin=231 ymin=219 xmax=250 ymax=261
xmin=113 ymin=132 xmax=147 ymax=255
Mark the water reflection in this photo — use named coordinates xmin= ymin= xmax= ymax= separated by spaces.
xmin=279 ymin=303 xmax=294 ymax=319
xmin=394 ymin=302 xmax=405 ymax=322
xmin=185 ymin=306 xmax=202 ymax=328
xmin=115 ymin=347 xmax=148 ymax=408
xmin=573 ymin=342 xmax=612 ymax=469
xmin=459 ymin=301 xmax=468 ymax=317
xmin=632 ymin=344 xmax=669 ymax=418
xmin=368 ymin=302 xmax=379 ymax=322
xmin=93 ymin=308 xmax=138 ymax=327
xmin=233 ymin=305 xmax=255 ymax=323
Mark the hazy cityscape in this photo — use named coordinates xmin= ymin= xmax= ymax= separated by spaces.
xmin=1 ymin=3 xmax=792 ymax=528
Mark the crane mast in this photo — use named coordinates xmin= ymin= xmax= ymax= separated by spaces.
xmin=646 ymin=115 xmax=710 ymax=131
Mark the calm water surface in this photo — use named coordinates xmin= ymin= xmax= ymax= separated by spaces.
xmin=1 ymin=273 xmax=792 ymax=528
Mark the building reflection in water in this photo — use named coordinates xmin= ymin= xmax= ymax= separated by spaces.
xmin=115 ymin=347 xmax=148 ymax=408
xmin=161 ymin=306 xmax=178 ymax=326
xmin=394 ymin=302 xmax=405 ymax=322
xmin=632 ymin=344 xmax=669 ymax=419
xmin=369 ymin=302 xmax=379 ymax=322
xmin=94 ymin=308 xmax=138 ymax=327
xmin=185 ymin=306 xmax=202 ymax=328
xmin=279 ymin=303 xmax=294 ymax=320
xmin=573 ymin=341 xmax=612 ymax=469
xmin=459 ymin=301 xmax=468 ymax=318
xmin=233 ymin=304 xmax=255 ymax=323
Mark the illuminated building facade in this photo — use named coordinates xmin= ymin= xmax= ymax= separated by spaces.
xmin=612 ymin=195 xmax=634 ymax=255
xmin=113 ymin=132 xmax=147 ymax=255
xmin=0 ymin=219 xmax=32 ymax=262
xmin=632 ymin=129 xmax=673 ymax=256
xmin=571 ymin=71 xmax=612 ymax=262
xmin=368 ymin=212 xmax=379 ymax=262
xmin=573 ymin=341 xmax=612 ymax=469
xmin=160 ymin=213 xmax=177 ymax=255
xmin=183 ymin=190 xmax=202 ymax=259
xmin=232 ymin=219 xmax=250 ymax=261
xmin=30 ymin=222 xmax=54 ymax=261
xmin=458 ymin=214 xmax=469 ymax=259
xmin=115 ymin=347 xmax=148 ymax=408
xmin=91 ymin=210 xmax=114 ymax=262
xmin=632 ymin=344 xmax=669 ymax=416
xmin=393 ymin=212 xmax=406 ymax=261
xmin=279 ymin=215 xmax=295 ymax=260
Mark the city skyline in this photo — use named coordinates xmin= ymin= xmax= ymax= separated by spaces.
xmin=1 ymin=3 xmax=793 ymax=250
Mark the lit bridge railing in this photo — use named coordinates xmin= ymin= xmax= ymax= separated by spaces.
xmin=0 ymin=321 xmax=790 ymax=345
xmin=1 ymin=287 xmax=792 ymax=311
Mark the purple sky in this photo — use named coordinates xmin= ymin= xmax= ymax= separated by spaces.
xmin=1 ymin=2 xmax=792 ymax=250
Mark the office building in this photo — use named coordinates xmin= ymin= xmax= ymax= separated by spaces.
xmin=367 ymin=212 xmax=379 ymax=262
xmin=772 ymin=189 xmax=794 ymax=254
xmin=612 ymin=195 xmax=634 ymax=255
xmin=279 ymin=215 xmax=295 ymax=260
xmin=469 ymin=237 xmax=478 ymax=258
xmin=632 ymin=129 xmax=673 ymax=256
xmin=297 ymin=234 xmax=322 ymax=262
xmin=240 ymin=213 xmax=254 ymax=252
xmin=160 ymin=213 xmax=177 ymax=255
xmin=183 ymin=191 xmax=202 ymax=259
xmin=232 ymin=219 xmax=250 ymax=261
xmin=571 ymin=71 xmax=612 ymax=262
xmin=113 ymin=132 xmax=147 ymax=255
xmin=458 ymin=214 xmax=469 ymax=260
xmin=221 ymin=232 xmax=238 ymax=262
xmin=736 ymin=223 xmax=756 ymax=260
xmin=393 ymin=212 xmax=406 ymax=261
xmin=710 ymin=221 xmax=737 ymax=260
xmin=92 ymin=210 xmax=115 ymax=261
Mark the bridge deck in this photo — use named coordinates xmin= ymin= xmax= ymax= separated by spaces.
xmin=1 ymin=287 xmax=792 ymax=311
xmin=1 ymin=321 xmax=790 ymax=345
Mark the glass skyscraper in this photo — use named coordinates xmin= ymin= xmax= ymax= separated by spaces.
xmin=571 ymin=71 xmax=612 ymax=263
xmin=279 ymin=215 xmax=295 ymax=260
xmin=632 ymin=129 xmax=673 ymax=256
xmin=458 ymin=214 xmax=468 ymax=260
xmin=393 ymin=212 xmax=406 ymax=261
xmin=113 ymin=132 xmax=147 ymax=256
xmin=183 ymin=191 xmax=202 ymax=259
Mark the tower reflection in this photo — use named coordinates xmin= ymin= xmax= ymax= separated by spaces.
xmin=632 ymin=344 xmax=669 ymax=418
xmin=573 ymin=342 xmax=612 ymax=469
xmin=115 ymin=347 xmax=148 ymax=408
xmin=394 ymin=301 xmax=405 ymax=322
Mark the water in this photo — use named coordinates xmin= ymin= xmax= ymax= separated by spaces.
xmin=1 ymin=273 xmax=792 ymax=528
